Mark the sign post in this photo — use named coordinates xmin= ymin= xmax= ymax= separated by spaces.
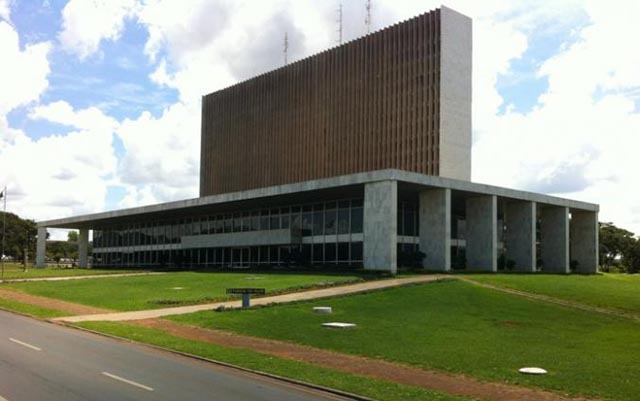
xmin=226 ymin=288 xmax=266 ymax=308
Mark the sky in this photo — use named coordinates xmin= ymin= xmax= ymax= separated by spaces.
xmin=0 ymin=0 xmax=639 ymax=240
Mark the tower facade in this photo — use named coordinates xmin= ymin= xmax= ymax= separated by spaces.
xmin=200 ymin=6 xmax=471 ymax=196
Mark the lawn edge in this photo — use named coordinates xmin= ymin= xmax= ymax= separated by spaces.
xmin=1 ymin=301 xmax=465 ymax=401
xmin=57 ymin=320 xmax=378 ymax=401
xmin=459 ymin=276 xmax=640 ymax=322
xmin=0 ymin=303 xmax=375 ymax=400
xmin=0 ymin=300 xmax=68 ymax=319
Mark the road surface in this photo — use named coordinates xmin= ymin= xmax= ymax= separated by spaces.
xmin=0 ymin=311 xmax=349 ymax=401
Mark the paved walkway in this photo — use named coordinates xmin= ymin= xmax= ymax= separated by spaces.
xmin=4 ymin=274 xmax=603 ymax=401
xmin=0 ymin=271 xmax=164 ymax=283
xmin=54 ymin=275 xmax=445 ymax=323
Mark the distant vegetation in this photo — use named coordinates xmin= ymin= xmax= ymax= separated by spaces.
xmin=599 ymin=222 xmax=640 ymax=273
xmin=0 ymin=211 xmax=37 ymax=264
xmin=0 ymin=211 xmax=88 ymax=265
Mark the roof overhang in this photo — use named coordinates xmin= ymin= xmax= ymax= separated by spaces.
xmin=38 ymin=169 xmax=599 ymax=229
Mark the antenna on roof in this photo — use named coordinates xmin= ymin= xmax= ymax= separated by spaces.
xmin=337 ymin=2 xmax=343 ymax=45
xmin=283 ymin=31 xmax=289 ymax=65
xmin=365 ymin=0 xmax=372 ymax=34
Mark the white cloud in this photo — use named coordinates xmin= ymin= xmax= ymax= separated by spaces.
xmin=0 ymin=21 xmax=50 ymax=114
xmin=109 ymin=0 xmax=531 ymax=208
xmin=115 ymin=101 xmax=200 ymax=207
xmin=58 ymin=0 xmax=138 ymax=59
xmin=0 ymin=0 xmax=10 ymax=21
xmin=7 ymin=0 xmax=638 ymax=238
xmin=30 ymin=100 xmax=118 ymax=131
xmin=0 ymin=114 xmax=118 ymax=226
xmin=472 ymin=0 xmax=640 ymax=233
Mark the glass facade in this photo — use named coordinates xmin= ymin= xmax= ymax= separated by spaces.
xmin=93 ymin=198 xmax=365 ymax=268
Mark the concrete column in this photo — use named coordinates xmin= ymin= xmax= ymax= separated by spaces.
xmin=504 ymin=201 xmax=536 ymax=272
xmin=419 ymin=188 xmax=451 ymax=271
xmin=465 ymin=195 xmax=497 ymax=271
xmin=78 ymin=229 xmax=89 ymax=268
xmin=570 ymin=211 xmax=599 ymax=274
xmin=36 ymin=226 xmax=46 ymax=268
xmin=363 ymin=180 xmax=397 ymax=274
xmin=540 ymin=206 xmax=569 ymax=273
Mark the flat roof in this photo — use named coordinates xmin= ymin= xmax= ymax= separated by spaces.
xmin=39 ymin=169 xmax=599 ymax=229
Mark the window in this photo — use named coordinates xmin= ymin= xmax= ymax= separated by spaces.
xmin=350 ymin=206 xmax=363 ymax=233
xmin=281 ymin=207 xmax=290 ymax=229
xmin=312 ymin=243 xmax=324 ymax=263
xmin=302 ymin=212 xmax=313 ymax=236
xmin=260 ymin=210 xmax=270 ymax=230
xmin=251 ymin=211 xmax=260 ymax=231
xmin=193 ymin=218 xmax=201 ymax=236
xmin=313 ymin=209 xmax=324 ymax=236
xmin=350 ymin=242 xmax=363 ymax=261
xmin=270 ymin=209 xmax=280 ymax=230
xmin=233 ymin=213 xmax=242 ymax=232
xmin=337 ymin=208 xmax=349 ymax=234
xmin=325 ymin=243 xmax=336 ymax=263
xmin=338 ymin=242 xmax=349 ymax=261
xmin=324 ymin=202 xmax=336 ymax=235
xmin=224 ymin=215 xmax=233 ymax=233
xmin=184 ymin=219 xmax=192 ymax=236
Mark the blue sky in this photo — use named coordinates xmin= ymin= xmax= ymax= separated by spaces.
xmin=0 ymin=0 xmax=639 ymax=239
xmin=8 ymin=1 xmax=176 ymax=142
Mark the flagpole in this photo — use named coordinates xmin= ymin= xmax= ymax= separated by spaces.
xmin=1 ymin=186 xmax=6 ymax=281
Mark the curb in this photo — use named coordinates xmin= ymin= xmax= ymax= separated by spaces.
xmin=0 ymin=305 xmax=374 ymax=400
xmin=51 ymin=320 xmax=377 ymax=401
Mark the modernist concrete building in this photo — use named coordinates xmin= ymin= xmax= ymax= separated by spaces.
xmin=36 ymin=7 xmax=599 ymax=274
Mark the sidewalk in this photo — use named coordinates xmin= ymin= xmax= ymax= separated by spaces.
xmin=0 ymin=271 xmax=164 ymax=283
xmin=54 ymin=275 xmax=445 ymax=323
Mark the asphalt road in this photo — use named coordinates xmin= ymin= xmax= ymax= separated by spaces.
xmin=0 ymin=311 xmax=349 ymax=401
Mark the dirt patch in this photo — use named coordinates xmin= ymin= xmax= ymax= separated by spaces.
xmin=0 ymin=288 xmax=111 ymax=316
xmin=497 ymin=320 xmax=524 ymax=328
xmin=132 ymin=318 xmax=597 ymax=401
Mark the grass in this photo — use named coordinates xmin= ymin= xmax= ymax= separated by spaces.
xmin=75 ymin=321 xmax=471 ymax=401
xmin=0 ymin=297 xmax=68 ymax=318
xmin=170 ymin=279 xmax=640 ymax=401
xmin=465 ymin=273 xmax=640 ymax=314
xmin=0 ymin=263 xmax=144 ymax=280
xmin=5 ymin=271 xmax=364 ymax=311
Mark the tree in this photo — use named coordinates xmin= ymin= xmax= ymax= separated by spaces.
xmin=67 ymin=230 xmax=78 ymax=242
xmin=599 ymin=222 xmax=640 ymax=273
xmin=624 ymin=240 xmax=640 ymax=274
xmin=599 ymin=222 xmax=635 ymax=272
xmin=47 ymin=241 xmax=78 ymax=263
xmin=0 ymin=211 xmax=38 ymax=265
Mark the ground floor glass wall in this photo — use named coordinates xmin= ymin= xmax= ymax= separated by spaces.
xmin=93 ymin=198 xmax=364 ymax=268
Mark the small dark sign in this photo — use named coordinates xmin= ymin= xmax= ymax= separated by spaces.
xmin=226 ymin=288 xmax=266 ymax=295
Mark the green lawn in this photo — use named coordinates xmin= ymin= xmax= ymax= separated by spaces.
xmin=171 ymin=280 xmax=640 ymax=401
xmin=0 ymin=297 xmax=68 ymax=318
xmin=466 ymin=273 xmax=640 ymax=314
xmin=77 ymin=321 xmax=470 ymax=401
xmin=5 ymin=272 xmax=363 ymax=311
xmin=0 ymin=263 xmax=143 ymax=280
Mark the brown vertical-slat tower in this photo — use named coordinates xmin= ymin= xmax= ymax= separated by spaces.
xmin=200 ymin=6 xmax=471 ymax=197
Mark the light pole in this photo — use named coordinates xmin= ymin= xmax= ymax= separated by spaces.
xmin=1 ymin=186 xmax=6 ymax=281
